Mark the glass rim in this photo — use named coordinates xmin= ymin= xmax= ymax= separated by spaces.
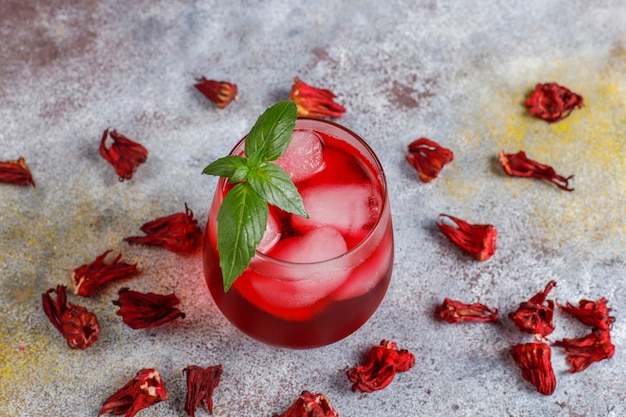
xmin=217 ymin=116 xmax=390 ymax=269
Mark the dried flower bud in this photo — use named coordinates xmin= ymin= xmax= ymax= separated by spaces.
xmin=99 ymin=368 xmax=167 ymax=417
xmin=406 ymin=138 xmax=454 ymax=182
xmin=525 ymin=82 xmax=583 ymax=123
xmin=508 ymin=281 xmax=556 ymax=338
xmin=553 ymin=329 xmax=615 ymax=373
xmin=346 ymin=339 xmax=415 ymax=393
xmin=273 ymin=391 xmax=338 ymax=417
xmin=42 ymin=285 xmax=100 ymax=349
xmin=557 ymin=297 xmax=615 ymax=331
xmin=499 ymin=150 xmax=574 ymax=191
xmin=99 ymin=129 xmax=148 ymax=181
xmin=0 ymin=156 xmax=35 ymax=187
xmin=435 ymin=298 xmax=499 ymax=324
xmin=509 ymin=342 xmax=556 ymax=395
xmin=290 ymin=77 xmax=346 ymax=118
xmin=194 ymin=77 xmax=238 ymax=109
xmin=183 ymin=365 xmax=223 ymax=417
xmin=436 ymin=214 xmax=497 ymax=261
xmin=113 ymin=288 xmax=185 ymax=329
xmin=124 ymin=203 xmax=202 ymax=254
xmin=71 ymin=250 xmax=140 ymax=297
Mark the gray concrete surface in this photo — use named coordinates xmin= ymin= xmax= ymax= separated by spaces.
xmin=1 ymin=1 xmax=625 ymax=416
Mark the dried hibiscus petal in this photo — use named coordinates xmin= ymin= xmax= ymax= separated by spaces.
xmin=436 ymin=214 xmax=497 ymax=261
xmin=346 ymin=339 xmax=415 ymax=393
xmin=509 ymin=342 xmax=556 ymax=395
xmin=42 ymin=285 xmax=100 ymax=349
xmin=290 ymin=77 xmax=346 ymax=118
xmin=499 ymin=150 xmax=574 ymax=191
xmin=99 ymin=368 xmax=167 ymax=417
xmin=183 ymin=365 xmax=223 ymax=417
xmin=406 ymin=138 xmax=454 ymax=182
xmin=553 ymin=329 xmax=615 ymax=373
xmin=273 ymin=390 xmax=338 ymax=417
xmin=557 ymin=297 xmax=615 ymax=331
xmin=509 ymin=280 xmax=556 ymax=338
xmin=435 ymin=298 xmax=499 ymax=324
xmin=71 ymin=250 xmax=140 ymax=297
xmin=525 ymin=82 xmax=583 ymax=123
xmin=124 ymin=203 xmax=202 ymax=254
xmin=194 ymin=77 xmax=238 ymax=109
xmin=0 ymin=156 xmax=35 ymax=187
xmin=113 ymin=288 xmax=185 ymax=329
xmin=100 ymin=129 xmax=148 ymax=181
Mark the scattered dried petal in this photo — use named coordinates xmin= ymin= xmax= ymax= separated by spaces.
xmin=41 ymin=285 xmax=100 ymax=349
xmin=124 ymin=203 xmax=202 ymax=254
xmin=183 ymin=365 xmax=223 ymax=417
xmin=0 ymin=156 xmax=35 ymax=187
xmin=557 ymin=297 xmax=615 ymax=331
xmin=99 ymin=368 xmax=167 ymax=417
xmin=525 ymin=82 xmax=583 ymax=123
xmin=435 ymin=298 xmax=499 ymax=324
xmin=71 ymin=250 xmax=140 ymax=297
xmin=405 ymin=138 xmax=454 ymax=182
xmin=273 ymin=391 xmax=338 ymax=417
xmin=510 ymin=342 xmax=556 ymax=395
xmin=113 ymin=288 xmax=185 ymax=329
xmin=100 ymin=128 xmax=148 ymax=181
xmin=508 ymin=281 xmax=556 ymax=338
xmin=436 ymin=214 xmax=497 ymax=261
xmin=346 ymin=339 xmax=415 ymax=393
xmin=194 ymin=77 xmax=238 ymax=109
xmin=499 ymin=150 xmax=574 ymax=191
xmin=553 ymin=329 xmax=615 ymax=373
xmin=290 ymin=77 xmax=346 ymax=118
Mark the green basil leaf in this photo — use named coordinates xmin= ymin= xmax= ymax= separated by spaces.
xmin=247 ymin=162 xmax=308 ymax=218
xmin=244 ymin=100 xmax=297 ymax=161
xmin=217 ymin=182 xmax=268 ymax=291
xmin=202 ymin=155 xmax=246 ymax=178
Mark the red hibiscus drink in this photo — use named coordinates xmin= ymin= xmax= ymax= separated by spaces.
xmin=204 ymin=118 xmax=393 ymax=348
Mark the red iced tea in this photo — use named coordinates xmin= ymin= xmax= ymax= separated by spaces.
xmin=203 ymin=118 xmax=393 ymax=348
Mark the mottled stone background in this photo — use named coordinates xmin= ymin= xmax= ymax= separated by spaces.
xmin=1 ymin=1 xmax=625 ymax=416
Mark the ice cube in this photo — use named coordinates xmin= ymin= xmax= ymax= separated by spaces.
xmin=291 ymin=182 xmax=382 ymax=240
xmin=269 ymin=226 xmax=347 ymax=263
xmin=256 ymin=208 xmax=281 ymax=254
xmin=246 ymin=227 xmax=350 ymax=311
xmin=275 ymin=129 xmax=325 ymax=182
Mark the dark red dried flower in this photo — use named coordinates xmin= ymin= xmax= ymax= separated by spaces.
xmin=346 ymin=339 xmax=415 ymax=393
xmin=405 ymin=138 xmax=454 ymax=183
xmin=290 ymin=77 xmax=346 ymax=118
xmin=113 ymin=288 xmax=185 ymax=329
xmin=71 ymin=250 xmax=140 ymax=297
xmin=436 ymin=214 xmax=497 ymax=261
xmin=557 ymin=297 xmax=615 ymax=331
xmin=509 ymin=280 xmax=556 ymax=338
xmin=435 ymin=298 xmax=499 ymax=324
xmin=0 ymin=156 xmax=35 ymax=187
xmin=124 ymin=203 xmax=202 ymax=254
xmin=100 ymin=128 xmax=148 ymax=181
xmin=510 ymin=342 xmax=556 ymax=395
xmin=525 ymin=82 xmax=583 ymax=123
xmin=273 ymin=391 xmax=338 ymax=417
xmin=499 ymin=150 xmax=574 ymax=191
xmin=183 ymin=365 xmax=223 ymax=417
xmin=99 ymin=368 xmax=167 ymax=417
xmin=42 ymin=285 xmax=100 ymax=349
xmin=553 ymin=329 xmax=615 ymax=373
xmin=194 ymin=77 xmax=238 ymax=109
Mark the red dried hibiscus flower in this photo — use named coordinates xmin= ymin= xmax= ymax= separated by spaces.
xmin=510 ymin=341 xmax=556 ymax=395
xmin=99 ymin=128 xmax=148 ymax=181
xmin=346 ymin=339 xmax=415 ymax=393
xmin=525 ymin=82 xmax=583 ymax=123
xmin=508 ymin=280 xmax=556 ymax=338
xmin=99 ymin=368 xmax=167 ymax=417
xmin=436 ymin=214 xmax=497 ymax=261
xmin=435 ymin=298 xmax=499 ymax=324
xmin=405 ymin=138 xmax=454 ymax=182
xmin=290 ymin=77 xmax=346 ymax=118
